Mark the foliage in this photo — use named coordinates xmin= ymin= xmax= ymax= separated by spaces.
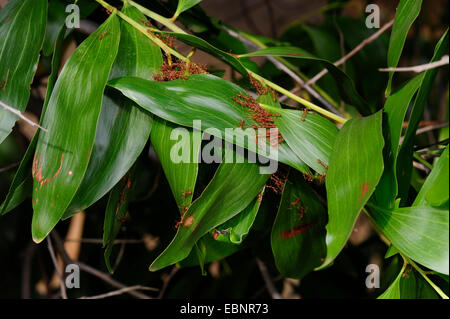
xmin=0 ymin=0 xmax=448 ymax=299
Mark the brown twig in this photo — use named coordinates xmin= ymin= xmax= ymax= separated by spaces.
xmin=51 ymin=231 xmax=156 ymax=299
xmin=0 ymin=161 xmax=19 ymax=173
xmin=416 ymin=122 xmax=449 ymax=135
xmin=79 ymin=285 xmax=156 ymax=299
xmin=65 ymin=238 xmax=144 ymax=244
xmin=158 ymin=265 xmax=180 ymax=299
xmin=112 ymin=241 xmax=126 ymax=272
xmin=307 ymin=18 xmax=395 ymax=86
xmin=379 ymin=55 xmax=449 ymax=73
xmin=134 ymin=168 xmax=161 ymax=202
xmin=255 ymin=258 xmax=282 ymax=299
xmin=0 ymin=100 xmax=48 ymax=132
xmin=46 ymin=237 xmax=68 ymax=299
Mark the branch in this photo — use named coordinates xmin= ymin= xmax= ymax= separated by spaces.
xmin=416 ymin=122 xmax=449 ymax=135
xmin=51 ymin=231 xmax=157 ymax=299
xmin=158 ymin=265 xmax=180 ymax=299
xmin=255 ymin=258 xmax=282 ymax=299
xmin=0 ymin=161 xmax=19 ymax=173
xmin=379 ymin=55 xmax=449 ymax=73
xmin=47 ymin=237 xmax=68 ymax=299
xmin=65 ymin=238 xmax=144 ymax=244
xmin=224 ymin=28 xmax=343 ymax=117
xmin=0 ymin=100 xmax=48 ymax=132
xmin=307 ymin=18 xmax=394 ymax=86
xmin=79 ymin=285 xmax=156 ymax=299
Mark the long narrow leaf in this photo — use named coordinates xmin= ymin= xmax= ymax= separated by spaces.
xmin=64 ymin=5 xmax=162 ymax=217
xmin=0 ymin=0 xmax=47 ymax=144
xmin=31 ymin=13 xmax=120 ymax=242
xmin=322 ymin=111 xmax=384 ymax=267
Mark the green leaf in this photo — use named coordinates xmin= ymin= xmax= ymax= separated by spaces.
xmin=414 ymin=146 xmax=449 ymax=207
xmin=240 ymin=47 xmax=370 ymax=115
xmin=161 ymin=32 xmax=248 ymax=76
xmin=219 ymin=188 xmax=264 ymax=244
xmin=174 ymin=0 xmax=202 ymax=19
xmin=179 ymin=234 xmax=242 ymax=267
xmin=150 ymin=118 xmax=201 ymax=213
xmin=149 ymin=157 xmax=269 ymax=271
xmin=379 ymin=265 xmax=439 ymax=299
xmin=31 ymin=13 xmax=120 ymax=243
xmin=397 ymin=30 xmax=448 ymax=203
xmin=386 ymin=0 xmax=422 ymax=95
xmin=369 ymin=205 xmax=449 ymax=275
xmin=43 ymin=0 xmax=98 ymax=56
xmin=322 ymin=111 xmax=384 ymax=267
xmin=0 ymin=0 xmax=47 ymax=144
xmin=240 ymin=46 xmax=316 ymax=59
xmin=103 ymin=172 xmax=133 ymax=274
xmin=376 ymin=75 xmax=423 ymax=208
xmin=1 ymin=25 xmax=67 ymax=216
xmin=108 ymin=74 xmax=309 ymax=173
xmin=271 ymin=170 xmax=327 ymax=279
xmin=64 ymin=5 xmax=162 ymax=218
xmin=271 ymin=108 xmax=338 ymax=175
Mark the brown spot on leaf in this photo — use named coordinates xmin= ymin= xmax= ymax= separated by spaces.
xmin=32 ymin=153 xmax=64 ymax=187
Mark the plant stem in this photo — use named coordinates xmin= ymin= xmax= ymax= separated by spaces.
xmin=413 ymin=153 xmax=433 ymax=170
xmin=125 ymin=0 xmax=186 ymax=34
xmin=405 ymin=257 xmax=449 ymax=299
xmin=227 ymin=27 xmax=341 ymax=113
xmin=97 ymin=0 xmax=347 ymax=124
xmin=252 ymin=72 xmax=346 ymax=123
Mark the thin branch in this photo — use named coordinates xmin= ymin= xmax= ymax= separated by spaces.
xmin=0 ymin=100 xmax=48 ymax=132
xmin=399 ymin=123 xmax=449 ymax=144
xmin=416 ymin=122 xmax=449 ymax=135
xmin=224 ymin=28 xmax=343 ymax=116
xmin=46 ymin=237 xmax=68 ymax=299
xmin=0 ymin=161 xmax=19 ymax=173
xmin=413 ymin=160 xmax=430 ymax=173
xmin=158 ymin=265 xmax=180 ymax=299
xmin=65 ymin=238 xmax=144 ymax=244
xmin=379 ymin=55 xmax=449 ymax=73
xmin=255 ymin=258 xmax=282 ymax=299
xmin=51 ymin=231 xmax=157 ymax=299
xmin=79 ymin=285 xmax=156 ymax=299
xmin=307 ymin=19 xmax=395 ymax=86
xmin=112 ymin=241 xmax=126 ymax=272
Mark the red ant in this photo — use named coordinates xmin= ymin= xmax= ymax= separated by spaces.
xmin=317 ymin=159 xmax=328 ymax=170
xmin=0 ymin=69 xmax=10 ymax=90
xmin=301 ymin=109 xmax=308 ymax=121
xmin=291 ymin=197 xmax=301 ymax=207
xmin=98 ymin=30 xmax=109 ymax=40
xmin=181 ymin=190 xmax=192 ymax=198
